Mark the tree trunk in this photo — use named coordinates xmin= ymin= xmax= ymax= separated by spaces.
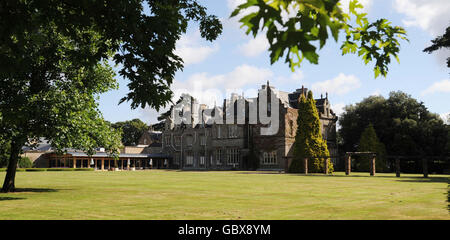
xmin=1 ymin=138 xmax=24 ymax=193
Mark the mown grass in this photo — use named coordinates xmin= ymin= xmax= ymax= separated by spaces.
xmin=0 ymin=170 xmax=448 ymax=219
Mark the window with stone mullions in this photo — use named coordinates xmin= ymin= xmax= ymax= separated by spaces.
xmin=262 ymin=151 xmax=277 ymax=165
xmin=216 ymin=149 xmax=222 ymax=165
xmin=186 ymin=152 xmax=194 ymax=166
xmin=227 ymin=149 xmax=239 ymax=165
xmin=200 ymin=156 xmax=205 ymax=166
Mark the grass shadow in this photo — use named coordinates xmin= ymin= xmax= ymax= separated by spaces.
xmin=284 ymin=172 xmax=449 ymax=183
xmin=12 ymin=188 xmax=59 ymax=193
xmin=394 ymin=177 xmax=449 ymax=184
xmin=0 ymin=197 xmax=26 ymax=201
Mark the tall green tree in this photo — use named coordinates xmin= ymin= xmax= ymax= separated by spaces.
xmin=289 ymin=91 xmax=333 ymax=173
xmin=0 ymin=1 xmax=222 ymax=192
xmin=231 ymin=0 xmax=407 ymax=78
xmin=112 ymin=119 xmax=149 ymax=146
xmin=356 ymin=124 xmax=387 ymax=172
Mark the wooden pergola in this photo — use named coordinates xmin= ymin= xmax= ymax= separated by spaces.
xmin=344 ymin=152 xmax=377 ymax=176
xmin=299 ymin=152 xmax=377 ymax=176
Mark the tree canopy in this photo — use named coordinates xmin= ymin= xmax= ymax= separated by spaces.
xmin=339 ymin=92 xmax=449 ymax=172
xmin=0 ymin=0 xmax=222 ymax=192
xmin=111 ymin=119 xmax=149 ymax=146
xmin=231 ymin=0 xmax=407 ymax=78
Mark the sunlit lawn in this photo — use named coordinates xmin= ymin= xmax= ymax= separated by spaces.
xmin=0 ymin=170 xmax=448 ymax=219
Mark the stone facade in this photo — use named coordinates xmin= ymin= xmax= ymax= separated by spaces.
xmin=161 ymin=83 xmax=338 ymax=171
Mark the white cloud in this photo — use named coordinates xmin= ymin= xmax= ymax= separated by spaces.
xmin=289 ymin=71 xmax=305 ymax=81
xmin=227 ymin=0 xmax=245 ymax=10
xmin=239 ymin=34 xmax=269 ymax=57
xmin=370 ymin=89 xmax=382 ymax=96
xmin=272 ymin=71 xmax=305 ymax=88
xmin=331 ymin=103 xmax=346 ymax=116
xmin=421 ymin=79 xmax=450 ymax=95
xmin=440 ymin=112 xmax=450 ymax=124
xmin=311 ymin=73 xmax=361 ymax=95
xmin=431 ymin=48 xmax=450 ymax=69
xmin=393 ymin=0 xmax=450 ymax=36
xmin=225 ymin=0 xmax=258 ymax=28
xmin=175 ymin=32 xmax=219 ymax=66
xmin=172 ymin=64 xmax=273 ymax=107
xmin=139 ymin=107 xmax=168 ymax=125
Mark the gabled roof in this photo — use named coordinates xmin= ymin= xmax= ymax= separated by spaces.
xmin=22 ymin=138 xmax=52 ymax=152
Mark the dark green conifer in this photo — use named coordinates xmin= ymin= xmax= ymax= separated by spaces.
xmin=289 ymin=90 xmax=333 ymax=173
xmin=356 ymin=124 xmax=387 ymax=172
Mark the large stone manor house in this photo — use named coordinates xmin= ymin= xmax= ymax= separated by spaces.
xmin=160 ymin=82 xmax=338 ymax=171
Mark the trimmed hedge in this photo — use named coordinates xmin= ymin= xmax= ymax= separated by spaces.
xmin=25 ymin=168 xmax=47 ymax=172
xmin=0 ymin=168 xmax=25 ymax=172
xmin=1 ymin=167 xmax=95 ymax=172
xmin=47 ymin=168 xmax=76 ymax=172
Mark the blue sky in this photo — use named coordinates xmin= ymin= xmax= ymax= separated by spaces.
xmin=98 ymin=0 xmax=450 ymax=125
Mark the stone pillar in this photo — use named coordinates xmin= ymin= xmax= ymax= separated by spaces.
xmin=324 ymin=158 xmax=329 ymax=175
xmin=396 ymin=157 xmax=400 ymax=177
xmin=101 ymin=158 xmax=104 ymax=170
xmin=345 ymin=154 xmax=351 ymax=175
xmin=370 ymin=155 xmax=376 ymax=176
xmin=127 ymin=158 xmax=130 ymax=170
xmin=422 ymin=157 xmax=428 ymax=178
xmin=304 ymin=158 xmax=308 ymax=175
xmin=73 ymin=157 xmax=77 ymax=168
